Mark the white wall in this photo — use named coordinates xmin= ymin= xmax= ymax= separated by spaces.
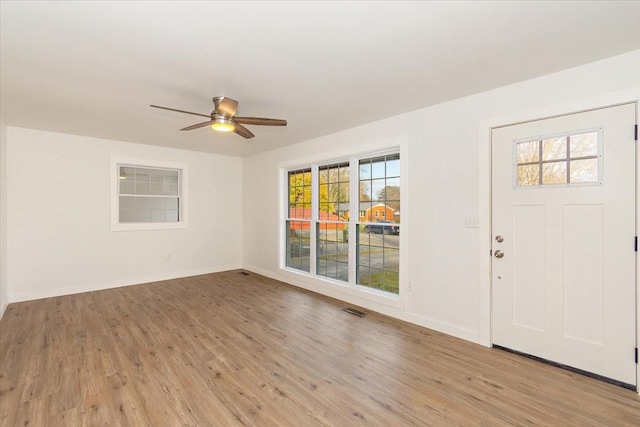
xmin=0 ymin=117 xmax=8 ymax=318
xmin=6 ymin=128 xmax=243 ymax=302
xmin=243 ymin=50 xmax=640 ymax=343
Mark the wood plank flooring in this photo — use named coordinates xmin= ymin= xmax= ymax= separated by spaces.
xmin=1 ymin=270 xmax=639 ymax=426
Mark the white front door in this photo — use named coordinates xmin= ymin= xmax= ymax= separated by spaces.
xmin=491 ymin=103 xmax=636 ymax=387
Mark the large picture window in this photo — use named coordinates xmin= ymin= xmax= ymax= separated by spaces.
xmin=284 ymin=151 xmax=401 ymax=295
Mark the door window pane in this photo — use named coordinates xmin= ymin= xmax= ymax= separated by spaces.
xmin=517 ymin=164 xmax=540 ymax=186
xmin=570 ymin=158 xmax=598 ymax=183
xmin=516 ymin=140 xmax=539 ymax=163
xmin=542 ymin=137 xmax=567 ymax=161
xmin=542 ymin=162 xmax=567 ymax=185
xmin=570 ymin=132 xmax=598 ymax=158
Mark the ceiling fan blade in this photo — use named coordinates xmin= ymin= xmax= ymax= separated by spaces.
xmin=150 ymin=104 xmax=211 ymax=119
xmin=180 ymin=120 xmax=213 ymax=131
xmin=234 ymin=117 xmax=287 ymax=126
xmin=233 ymin=122 xmax=255 ymax=139
xmin=214 ymin=97 xmax=238 ymax=118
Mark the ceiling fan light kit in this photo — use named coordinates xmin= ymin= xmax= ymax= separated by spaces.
xmin=150 ymin=96 xmax=287 ymax=139
xmin=211 ymin=117 xmax=235 ymax=132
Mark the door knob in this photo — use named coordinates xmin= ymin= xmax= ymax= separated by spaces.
xmin=494 ymin=250 xmax=504 ymax=258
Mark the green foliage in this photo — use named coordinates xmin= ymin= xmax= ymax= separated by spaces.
xmin=289 ymin=166 xmax=351 ymax=215
xmin=359 ymin=270 xmax=399 ymax=294
xmin=289 ymin=170 xmax=313 ymax=208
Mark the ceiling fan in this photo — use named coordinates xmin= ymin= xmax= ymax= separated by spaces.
xmin=150 ymin=96 xmax=287 ymax=139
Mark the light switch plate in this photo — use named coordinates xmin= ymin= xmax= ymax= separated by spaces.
xmin=465 ymin=215 xmax=479 ymax=228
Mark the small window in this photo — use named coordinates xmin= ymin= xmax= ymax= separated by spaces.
xmin=119 ymin=165 xmax=181 ymax=223
xmin=112 ymin=158 xmax=187 ymax=231
xmin=514 ymin=128 xmax=602 ymax=188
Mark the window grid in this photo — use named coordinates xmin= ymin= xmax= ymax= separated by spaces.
xmin=285 ymin=152 xmax=400 ymax=296
xmin=317 ymin=163 xmax=349 ymax=282
xmin=118 ymin=165 xmax=181 ymax=223
xmin=286 ymin=169 xmax=312 ymax=273
xmin=359 ymin=154 xmax=401 ymax=223
xmin=514 ymin=128 xmax=601 ymax=188
xmin=357 ymin=154 xmax=400 ymax=294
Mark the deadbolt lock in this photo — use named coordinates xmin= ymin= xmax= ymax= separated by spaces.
xmin=495 ymin=235 xmax=504 ymax=243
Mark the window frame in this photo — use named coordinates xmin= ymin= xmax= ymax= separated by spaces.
xmin=285 ymin=168 xmax=313 ymax=272
xmin=280 ymin=145 xmax=404 ymax=303
xmin=316 ymin=162 xmax=351 ymax=283
xmin=111 ymin=157 xmax=188 ymax=231
xmin=512 ymin=127 xmax=603 ymax=189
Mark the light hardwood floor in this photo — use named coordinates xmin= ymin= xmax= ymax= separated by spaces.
xmin=1 ymin=270 xmax=639 ymax=426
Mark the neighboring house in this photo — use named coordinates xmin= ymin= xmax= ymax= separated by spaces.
xmin=362 ymin=203 xmax=396 ymax=223
xmin=336 ymin=202 xmax=399 ymax=223
xmin=288 ymin=208 xmax=346 ymax=231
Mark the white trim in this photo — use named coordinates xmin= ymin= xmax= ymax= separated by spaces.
xmin=278 ymin=135 xmax=408 ymax=310
xmin=8 ymin=264 xmax=241 ymax=303
xmin=110 ymin=156 xmax=188 ymax=231
xmin=243 ymin=264 xmax=478 ymax=342
xmin=478 ymin=88 xmax=640 ymax=391
xmin=278 ymin=138 xmax=404 ymax=170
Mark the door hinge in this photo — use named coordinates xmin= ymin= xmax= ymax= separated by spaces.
xmin=635 ymin=347 xmax=638 ymax=364
xmin=635 ymin=124 xmax=638 ymax=141
xmin=635 ymin=236 xmax=638 ymax=252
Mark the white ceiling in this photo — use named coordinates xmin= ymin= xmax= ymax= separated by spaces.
xmin=1 ymin=1 xmax=639 ymax=157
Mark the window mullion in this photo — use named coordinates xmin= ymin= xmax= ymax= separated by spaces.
xmin=538 ymin=138 xmax=543 ymax=185
xmin=310 ymin=165 xmax=319 ymax=276
xmin=565 ymin=135 xmax=571 ymax=183
xmin=348 ymin=157 xmax=359 ymax=286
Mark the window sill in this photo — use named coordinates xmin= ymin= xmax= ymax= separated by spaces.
xmin=278 ymin=267 xmax=403 ymax=309
xmin=111 ymin=221 xmax=187 ymax=232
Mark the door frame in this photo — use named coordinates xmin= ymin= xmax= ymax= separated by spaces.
xmin=477 ymin=89 xmax=640 ymax=392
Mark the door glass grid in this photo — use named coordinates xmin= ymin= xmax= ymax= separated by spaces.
xmin=514 ymin=129 xmax=601 ymax=187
